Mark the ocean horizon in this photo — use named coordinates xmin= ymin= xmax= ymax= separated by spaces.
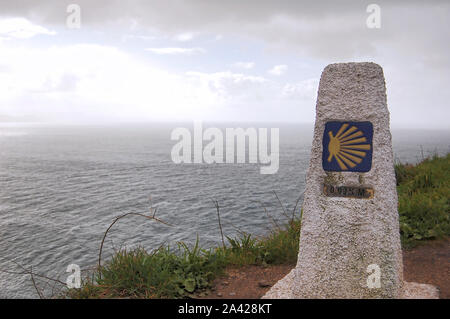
xmin=0 ymin=122 xmax=449 ymax=298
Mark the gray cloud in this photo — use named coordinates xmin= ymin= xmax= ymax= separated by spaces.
xmin=0 ymin=1 xmax=449 ymax=127
xmin=1 ymin=1 xmax=449 ymax=62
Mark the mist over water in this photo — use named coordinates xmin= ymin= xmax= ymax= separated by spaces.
xmin=0 ymin=123 xmax=448 ymax=298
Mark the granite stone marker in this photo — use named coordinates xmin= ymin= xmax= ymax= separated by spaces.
xmin=264 ymin=62 xmax=438 ymax=299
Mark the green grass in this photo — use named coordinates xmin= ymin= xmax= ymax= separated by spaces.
xmin=395 ymin=153 xmax=450 ymax=248
xmin=66 ymin=218 xmax=301 ymax=299
xmin=67 ymin=153 xmax=449 ymax=298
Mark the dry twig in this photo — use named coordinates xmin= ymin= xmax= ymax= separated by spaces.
xmin=212 ymin=200 xmax=226 ymax=249
xmin=273 ymin=191 xmax=289 ymax=220
xmin=98 ymin=212 xmax=171 ymax=275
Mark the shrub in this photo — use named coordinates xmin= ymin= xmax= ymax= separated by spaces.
xmin=397 ymin=154 xmax=450 ymax=247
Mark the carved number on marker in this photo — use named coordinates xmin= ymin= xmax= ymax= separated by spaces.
xmin=323 ymin=184 xmax=374 ymax=199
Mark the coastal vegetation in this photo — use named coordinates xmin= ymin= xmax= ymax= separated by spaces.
xmin=67 ymin=215 xmax=301 ymax=298
xmin=396 ymin=153 xmax=450 ymax=247
xmin=65 ymin=153 xmax=449 ymax=298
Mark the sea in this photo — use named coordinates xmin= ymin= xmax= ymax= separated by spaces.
xmin=0 ymin=122 xmax=448 ymax=298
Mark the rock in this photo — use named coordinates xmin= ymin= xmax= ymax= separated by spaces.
xmin=258 ymin=281 xmax=271 ymax=288
xmin=402 ymin=282 xmax=439 ymax=299
xmin=263 ymin=62 xmax=439 ymax=299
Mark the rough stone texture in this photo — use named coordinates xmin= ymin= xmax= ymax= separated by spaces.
xmin=263 ymin=62 xmax=439 ymax=299
xmin=263 ymin=269 xmax=295 ymax=299
xmin=402 ymin=282 xmax=439 ymax=299
xmin=262 ymin=277 xmax=440 ymax=299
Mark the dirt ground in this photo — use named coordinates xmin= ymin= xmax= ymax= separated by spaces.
xmin=403 ymin=238 xmax=450 ymax=299
xmin=197 ymin=238 xmax=449 ymax=299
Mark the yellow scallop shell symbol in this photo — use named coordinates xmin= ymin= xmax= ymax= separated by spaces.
xmin=327 ymin=123 xmax=371 ymax=170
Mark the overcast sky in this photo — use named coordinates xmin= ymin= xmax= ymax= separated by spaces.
xmin=0 ymin=0 xmax=449 ymax=128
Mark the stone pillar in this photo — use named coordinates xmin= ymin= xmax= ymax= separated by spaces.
xmin=264 ymin=62 xmax=438 ymax=299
